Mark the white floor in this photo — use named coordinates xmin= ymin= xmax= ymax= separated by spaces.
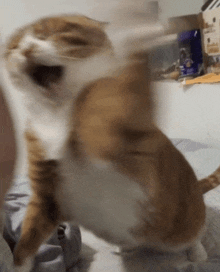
xmin=78 ymin=228 xmax=123 ymax=272
xmin=77 ymin=227 xmax=190 ymax=272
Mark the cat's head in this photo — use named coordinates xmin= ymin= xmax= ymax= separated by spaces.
xmin=4 ymin=14 xmax=114 ymax=105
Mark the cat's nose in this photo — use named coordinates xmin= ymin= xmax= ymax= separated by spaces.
xmin=21 ymin=45 xmax=36 ymax=59
xmin=20 ymin=43 xmax=61 ymax=66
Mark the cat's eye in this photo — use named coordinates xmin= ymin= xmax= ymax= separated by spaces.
xmin=60 ymin=34 xmax=88 ymax=46
xmin=38 ymin=36 xmax=46 ymax=41
xmin=9 ymin=45 xmax=17 ymax=50
xmin=36 ymin=33 xmax=47 ymax=40
xmin=70 ymin=38 xmax=88 ymax=46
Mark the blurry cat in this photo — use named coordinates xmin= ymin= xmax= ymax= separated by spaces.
xmin=3 ymin=14 xmax=220 ymax=272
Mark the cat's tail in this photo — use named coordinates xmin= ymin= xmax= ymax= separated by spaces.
xmin=198 ymin=166 xmax=220 ymax=194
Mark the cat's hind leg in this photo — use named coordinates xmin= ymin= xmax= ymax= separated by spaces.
xmin=13 ymin=193 xmax=59 ymax=272
xmin=14 ymin=256 xmax=33 ymax=272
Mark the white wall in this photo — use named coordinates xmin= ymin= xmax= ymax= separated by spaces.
xmin=0 ymin=1 xmax=93 ymax=40
xmin=0 ymin=0 xmax=130 ymax=41
xmin=154 ymin=81 xmax=220 ymax=148
xmin=160 ymin=0 xmax=204 ymax=21
xmin=0 ymin=0 xmax=205 ymax=41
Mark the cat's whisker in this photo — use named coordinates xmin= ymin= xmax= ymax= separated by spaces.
xmin=57 ymin=55 xmax=78 ymax=60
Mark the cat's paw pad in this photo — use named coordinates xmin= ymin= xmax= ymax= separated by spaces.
xmin=188 ymin=241 xmax=208 ymax=262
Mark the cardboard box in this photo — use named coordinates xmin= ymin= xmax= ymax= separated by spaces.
xmin=200 ymin=3 xmax=220 ymax=73
xmin=201 ymin=8 xmax=220 ymax=55
xmin=166 ymin=14 xmax=200 ymax=35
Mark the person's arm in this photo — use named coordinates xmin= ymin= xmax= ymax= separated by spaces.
xmin=0 ymin=85 xmax=16 ymax=208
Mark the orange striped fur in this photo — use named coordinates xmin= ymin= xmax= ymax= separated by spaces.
xmin=13 ymin=130 xmax=61 ymax=267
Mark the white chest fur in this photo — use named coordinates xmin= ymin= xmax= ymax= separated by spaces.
xmin=26 ymin=99 xmax=72 ymax=160
xmin=56 ymin=151 xmax=146 ymax=247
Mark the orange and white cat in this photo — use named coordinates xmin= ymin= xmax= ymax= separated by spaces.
xmin=2 ymin=13 xmax=220 ymax=272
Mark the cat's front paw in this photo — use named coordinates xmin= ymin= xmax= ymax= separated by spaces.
xmin=188 ymin=241 xmax=208 ymax=262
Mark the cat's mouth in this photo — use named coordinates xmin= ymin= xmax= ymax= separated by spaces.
xmin=27 ymin=64 xmax=64 ymax=89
